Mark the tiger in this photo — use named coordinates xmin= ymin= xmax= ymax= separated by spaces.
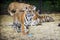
xmin=8 ymin=2 xmax=31 ymax=16
xmin=8 ymin=2 xmax=37 ymax=35
xmin=28 ymin=11 xmax=54 ymax=25
xmin=8 ymin=2 xmax=54 ymax=35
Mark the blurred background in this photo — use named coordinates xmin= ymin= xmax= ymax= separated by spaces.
xmin=0 ymin=0 xmax=60 ymax=40
xmin=0 ymin=0 xmax=60 ymax=15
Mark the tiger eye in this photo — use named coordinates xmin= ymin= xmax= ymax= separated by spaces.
xmin=33 ymin=10 xmax=35 ymax=12
xmin=26 ymin=7 xmax=27 ymax=9
xmin=29 ymin=11 xmax=31 ymax=12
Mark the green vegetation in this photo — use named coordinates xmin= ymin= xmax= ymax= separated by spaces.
xmin=0 ymin=0 xmax=60 ymax=14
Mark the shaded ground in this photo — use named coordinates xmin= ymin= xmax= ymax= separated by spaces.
xmin=0 ymin=13 xmax=60 ymax=40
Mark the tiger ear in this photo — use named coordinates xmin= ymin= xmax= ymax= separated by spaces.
xmin=29 ymin=5 xmax=36 ymax=10
xmin=37 ymin=10 xmax=40 ymax=13
xmin=32 ymin=6 xmax=36 ymax=10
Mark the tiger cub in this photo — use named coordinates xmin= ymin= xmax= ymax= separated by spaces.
xmin=8 ymin=2 xmax=36 ymax=35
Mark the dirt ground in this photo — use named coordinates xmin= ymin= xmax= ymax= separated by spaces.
xmin=0 ymin=13 xmax=60 ymax=40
